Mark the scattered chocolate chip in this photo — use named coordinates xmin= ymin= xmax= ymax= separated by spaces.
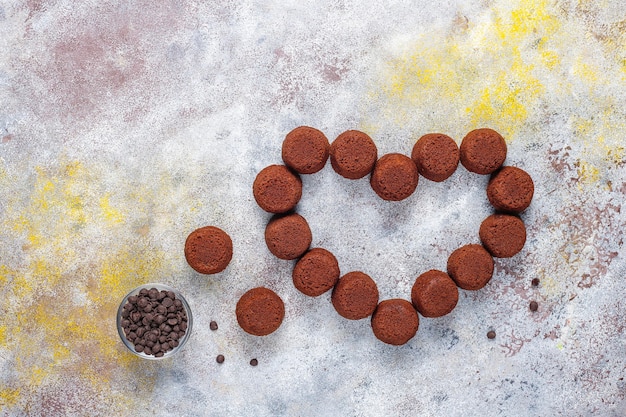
xmin=216 ymin=354 xmax=225 ymax=364
xmin=487 ymin=330 xmax=496 ymax=339
xmin=531 ymin=278 xmax=540 ymax=287
xmin=210 ymin=321 xmax=218 ymax=331
xmin=529 ymin=301 xmax=538 ymax=312
xmin=250 ymin=358 xmax=258 ymax=366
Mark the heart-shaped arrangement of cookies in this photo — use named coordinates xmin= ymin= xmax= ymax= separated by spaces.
xmin=186 ymin=127 xmax=534 ymax=345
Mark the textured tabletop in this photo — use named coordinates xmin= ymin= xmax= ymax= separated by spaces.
xmin=1 ymin=1 xmax=625 ymax=416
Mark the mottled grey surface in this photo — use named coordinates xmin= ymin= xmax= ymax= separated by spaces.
xmin=0 ymin=1 xmax=625 ymax=416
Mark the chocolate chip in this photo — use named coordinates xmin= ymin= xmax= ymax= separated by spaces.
xmin=167 ymin=318 xmax=178 ymax=326
xmin=487 ymin=330 xmax=496 ymax=339
xmin=148 ymin=288 xmax=159 ymax=299
xmin=154 ymin=351 xmax=164 ymax=358
xmin=529 ymin=301 xmax=538 ymax=312
xmin=138 ymin=297 xmax=148 ymax=308
xmin=144 ymin=347 xmax=152 ymax=355
xmin=216 ymin=354 xmax=225 ymax=364
xmin=250 ymin=358 xmax=258 ymax=366
xmin=210 ymin=321 xmax=218 ymax=331
xmin=128 ymin=295 xmax=138 ymax=304
xmin=531 ymin=278 xmax=540 ymax=287
xmin=135 ymin=344 xmax=144 ymax=352
xmin=162 ymin=297 xmax=173 ymax=308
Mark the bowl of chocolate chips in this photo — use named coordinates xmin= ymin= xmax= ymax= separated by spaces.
xmin=117 ymin=284 xmax=192 ymax=359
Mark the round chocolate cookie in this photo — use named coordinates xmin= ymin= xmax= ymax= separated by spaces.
xmin=487 ymin=166 xmax=534 ymax=213
xmin=292 ymin=248 xmax=340 ymax=297
xmin=447 ymin=244 xmax=495 ymax=291
xmin=411 ymin=270 xmax=459 ymax=317
xmin=460 ymin=128 xmax=507 ymax=174
xmin=411 ymin=133 xmax=460 ymax=182
xmin=331 ymin=271 xmax=379 ymax=320
xmin=282 ymin=126 xmax=330 ymax=174
xmin=330 ymin=130 xmax=378 ymax=179
xmin=265 ymin=213 xmax=312 ymax=260
xmin=253 ymin=165 xmax=302 ymax=214
xmin=370 ymin=153 xmax=419 ymax=201
xmin=479 ymin=214 xmax=527 ymax=258
xmin=184 ymin=226 xmax=233 ymax=274
xmin=371 ymin=299 xmax=419 ymax=345
xmin=236 ymin=287 xmax=285 ymax=336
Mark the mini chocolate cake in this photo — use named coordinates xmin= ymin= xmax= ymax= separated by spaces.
xmin=184 ymin=226 xmax=233 ymax=274
xmin=460 ymin=128 xmax=507 ymax=174
xmin=370 ymin=153 xmax=419 ymax=201
xmin=282 ymin=126 xmax=330 ymax=174
xmin=265 ymin=213 xmax=312 ymax=260
xmin=371 ymin=299 xmax=419 ymax=345
xmin=411 ymin=133 xmax=460 ymax=182
xmin=330 ymin=130 xmax=378 ymax=179
xmin=487 ymin=166 xmax=534 ymax=213
xmin=292 ymin=248 xmax=340 ymax=297
xmin=236 ymin=287 xmax=285 ymax=336
xmin=331 ymin=271 xmax=379 ymax=320
xmin=411 ymin=270 xmax=459 ymax=317
xmin=479 ymin=214 xmax=527 ymax=258
xmin=447 ymin=244 xmax=495 ymax=290
xmin=253 ymin=164 xmax=302 ymax=213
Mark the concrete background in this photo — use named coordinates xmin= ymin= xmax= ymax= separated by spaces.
xmin=0 ymin=1 xmax=625 ymax=415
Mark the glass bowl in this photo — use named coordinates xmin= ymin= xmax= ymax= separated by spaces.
xmin=117 ymin=283 xmax=193 ymax=360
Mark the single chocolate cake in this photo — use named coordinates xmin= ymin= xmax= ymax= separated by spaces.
xmin=282 ymin=126 xmax=330 ymax=174
xmin=371 ymin=299 xmax=419 ymax=345
xmin=292 ymin=248 xmax=340 ymax=297
xmin=370 ymin=153 xmax=419 ymax=201
xmin=331 ymin=271 xmax=379 ymax=320
xmin=487 ymin=166 xmax=534 ymax=213
xmin=330 ymin=130 xmax=378 ymax=179
xmin=265 ymin=213 xmax=312 ymax=260
xmin=184 ymin=226 xmax=233 ymax=274
xmin=411 ymin=133 xmax=460 ymax=182
xmin=479 ymin=214 xmax=527 ymax=258
xmin=460 ymin=128 xmax=507 ymax=174
xmin=253 ymin=165 xmax=302 ymax=213
xmin=411 ymin=270 xmax=459 ymax=317
xmin=236 ymin=287 xmax=285 ymax=336
xmin=447 ymin=244 xmax=494 ymax=290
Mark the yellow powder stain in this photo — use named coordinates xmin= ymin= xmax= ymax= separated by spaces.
xmin=0 ymin=158 xmax=181 ymax=413
xmin=0 ymin=388 xmax=20 ymax=407
xmin=99 ymin=194 xmax=125 ymax=225
xmin=575 ymin=160 xmax=600 ymax=186
xmin=371 ymin=0 xmax=561 ymax=140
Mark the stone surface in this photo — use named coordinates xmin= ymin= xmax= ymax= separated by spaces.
xmin=0 ymin=1 xmax=625 ymax=416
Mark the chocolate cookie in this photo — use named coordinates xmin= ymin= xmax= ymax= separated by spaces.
xmin=487 ymin=166 xmax=534 ymax=213
xmin=265 ymin=213 xmax=312 ymax=260
xmin=236 ymin=287 xmax=285 ymax=336
xmin=460 ymin=128 xmax=507 ymax=174
xmin=330 ymin=130 xmax=378 ymax=179
xmin=370 ymin=153 xmax=419 ymax=201
xmin=184 ymin=226 xmax=233 ymax=274
xmin=371 ymin=299 xmax=419 ymax=345
xmin=292 ymin=248 xmax=340 ymax=297
xmin=253 ymin=165 xmax=302 ymax=214
xmin=282 ymin=126 xmax=330 ymax=174
xmin=411 ymin=133 xmax=460 ymax=182
xmin=331 ymin=271 xmax=379 ymax=320
xmin=479 ymin=214 xmax=527 ymax=258
xmin=411 ymin=270 xmax=459 ymax=317
xmin=447 ymin=244 xmax=494 ymax=291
